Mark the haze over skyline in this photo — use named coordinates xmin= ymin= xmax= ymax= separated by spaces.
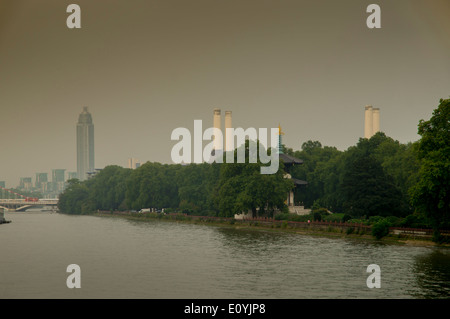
xmin=1 ymin=0 xmax=449 ymax=187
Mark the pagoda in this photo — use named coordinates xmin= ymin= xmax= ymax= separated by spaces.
xmin=278 ymin=125 xmax=309 ymax=214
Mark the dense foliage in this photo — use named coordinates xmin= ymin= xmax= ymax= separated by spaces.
xmin=410 ymin=98 xmax=450 ymax=240
xmin=286 ymin=132 xmax=419 ymax=217
xmin=59 ymin=140 xmax=292 ymax=218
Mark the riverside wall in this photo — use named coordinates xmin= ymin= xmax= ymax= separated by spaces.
xmin=97 ymin=210 xmax=450 ymax=239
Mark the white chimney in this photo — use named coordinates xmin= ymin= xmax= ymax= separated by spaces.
xmin=224 ymin=111 xmax=232 ymax=152
xmin=372 ymin=107 xmax=380 ymax=135
xmin=213 ymin=108 xmax=221 ymax=151
xmin=364 ymin=105 xmax=373 ymax=139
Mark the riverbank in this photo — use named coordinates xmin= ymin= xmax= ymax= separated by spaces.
xmin=91 ymin=211 xmax=449 ymax=248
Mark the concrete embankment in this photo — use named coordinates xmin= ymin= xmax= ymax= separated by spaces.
xmin=92 ymin=210 xmax=450 ymax=246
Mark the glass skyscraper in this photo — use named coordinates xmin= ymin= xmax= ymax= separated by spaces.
xmin=77 ymin=107 xmax=95 ymax=181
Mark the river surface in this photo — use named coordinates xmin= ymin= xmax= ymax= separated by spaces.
xmin=0 ymin=210 xmax=449 ymax=299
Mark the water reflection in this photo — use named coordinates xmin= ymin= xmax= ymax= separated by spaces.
xmin=411 ymin=249 xmax=450 ymax=299
xmin=217 ymin=227 xmax=287 ymax=249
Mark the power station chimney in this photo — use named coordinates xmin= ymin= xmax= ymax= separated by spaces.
xmin=213 ymin=108 xmax=222 ymax=151
xmin=372 ymin=107 xmax=380 ymax=135
xmin=224 ymin=111 xmax=232 ymax=152
xmin=364 ymin=105 xmax=381 ymax=138
xmin=364 ymin=105 xmax=373 ymax=139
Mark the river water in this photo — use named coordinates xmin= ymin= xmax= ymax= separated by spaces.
xmin=0 ymin=210 xmax=449 ymax=299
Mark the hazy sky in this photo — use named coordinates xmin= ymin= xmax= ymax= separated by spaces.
xmin=1 ymin=0 xmax=449 ymax=187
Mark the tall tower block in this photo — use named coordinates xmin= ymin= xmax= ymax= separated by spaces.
xmin=372 ymin=108 xmax=380 ymax=135
xmin=224 ymin=111 xmax=232 ymax=152
xmin=213 ymin=108 xmax=222 ymax=151
xmin=77 ymin=107 xmax=95 ymax=181
xmin=364 ymin=105 xmax=373 ymax=139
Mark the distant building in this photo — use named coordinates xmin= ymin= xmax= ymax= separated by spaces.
xmin=52 ymin=169 xmax=65 ymax=183
xmin=0 ymin=181 xmax=5 ymax=188
xmin=35 ymin=173 xmax=49 ymax=193
xmin=20 ymin=177 xmax=33 ymax=191
xmin=128 ymin=158 xmax=141 ymax=169
xmin=41 ymin=182 xmax=51 ymax=194
xmin=67 ymin=172 xmax=78 ymax=181
xmin=35 ymin=173 xmax=48 ymax=188
xmin=52 ymin=169 xmax=66 ymax=193
xmin=77 ymin=107 xmax=95 ymax=181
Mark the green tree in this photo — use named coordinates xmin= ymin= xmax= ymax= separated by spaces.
xmin=290 ymin=140 xmax=343 ymax=210
xmin=176 ymin=163 xmax=220 ymax=215
xmin=87 ymin=165 xmax=132 ymax=211
xmin=372 ymin=135 xmax=420 ymax=206
xmin=371 ymin=219 xmax=391 ymax=240
xmin=410 ymin=98 xmax=450 ymax=240
xmin=125 ymin=162 xmax=180 ymax=210
xmin=214 ymin=140 xmax=293 ymax=218
xmin=341 ymin=137 xmax=408 ymax=218
xmin=58 ymin=179 xmax=90 ymax=214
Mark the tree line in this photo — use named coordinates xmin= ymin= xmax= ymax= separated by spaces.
xmin=58 ymin=98 xmax=449 ymax=239
xmin=58 ymin=141 xmax=292 ymax=218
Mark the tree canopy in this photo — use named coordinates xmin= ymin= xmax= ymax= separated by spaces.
xmin=59 ymin=140 xmax=293 ymax=217
xmin=410 ymin=98 xmax=450 ymax=236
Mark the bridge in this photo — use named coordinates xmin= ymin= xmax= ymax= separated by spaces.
xmin=0 ymin=186 xmax=58 ymax=211
xmin=0 ymin=199 xmax=58 ymax=211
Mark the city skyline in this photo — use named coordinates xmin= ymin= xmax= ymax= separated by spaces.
xmin=1 ymin=0 xmax=449 ymax=186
